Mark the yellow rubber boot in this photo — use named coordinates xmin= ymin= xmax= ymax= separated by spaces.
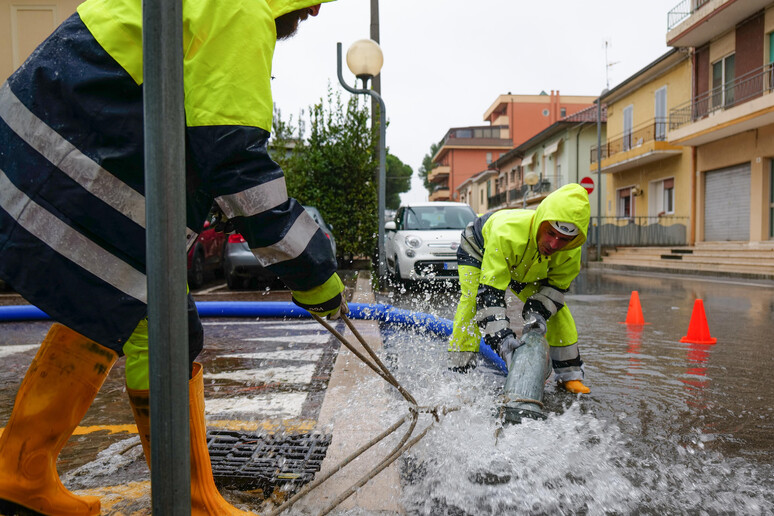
xmin=0 ymin=323 xmax=117 ymax=516
xmin=561 ymin=380 xmax=591 ymax=394
xmin=128 ymin=363 xmax=255 ymax=515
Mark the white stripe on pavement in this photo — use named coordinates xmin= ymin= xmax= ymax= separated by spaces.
xmin=221 ymin=349 xmax=325 ymax=362
xmin=205 ymin=392 xmax=308 ymax=419
xmin=244 ymin=334 xmax=330 ymax=344
xmin=201 ymin=321 xmax=321 ymax=328
xmin=0 ymin=344 xmax=39 ymax=359
xmin=204 ymin=364 xmax=317 ymax=384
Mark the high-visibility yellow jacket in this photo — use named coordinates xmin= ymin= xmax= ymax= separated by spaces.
xmin=478 ymin=183 xmax=590 ymax=292
xmin=0 ymin=0 xmax=335 ymax=353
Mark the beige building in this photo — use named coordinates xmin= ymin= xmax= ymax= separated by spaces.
xmin=667 ymin=0 xmax=774 ymax=243
xmin=457 ymin=169 xmax=496 ymax=215
xmin=1 ymin=1 xmax=80 ymax=81
xmin=596 ymin=49 xmax=693 ymax=244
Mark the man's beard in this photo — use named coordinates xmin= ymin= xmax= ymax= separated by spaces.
xmin=276 ymin=9 xmax=309 ymax=40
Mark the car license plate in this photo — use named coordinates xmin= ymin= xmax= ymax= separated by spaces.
xmin=443 ymin=262 xmax=458 ymax=270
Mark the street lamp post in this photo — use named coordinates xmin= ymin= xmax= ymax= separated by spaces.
xmin=522 ymin=170 xmax=540 ymax=209
xmin=337 ymin=40 xmax=387 ymax=281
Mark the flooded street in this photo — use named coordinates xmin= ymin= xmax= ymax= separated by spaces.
xmin=376 ymin=269 xmax=774 ymax=514
xmin=0 ymin=268 xmax=772 ymax=514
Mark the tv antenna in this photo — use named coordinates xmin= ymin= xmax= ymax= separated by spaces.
xmin=604 ymin=40 xmax=619 ymax=89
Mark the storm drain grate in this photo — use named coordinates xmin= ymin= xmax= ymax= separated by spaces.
xmin=208 ymin=429 xmax=331 ymax=493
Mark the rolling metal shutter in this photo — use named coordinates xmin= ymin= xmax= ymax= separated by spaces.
xmin=704 ymin=163 xmax=750 ymax=241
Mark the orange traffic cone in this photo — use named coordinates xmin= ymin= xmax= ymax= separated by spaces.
xmin=680 ymin=299 xmax=717 ymax=344
xmin=620 ymin=290 xmax=649 ymax=325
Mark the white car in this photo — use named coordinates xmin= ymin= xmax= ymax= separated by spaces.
xmin=385 ymin=202 xmax=477 ymax=281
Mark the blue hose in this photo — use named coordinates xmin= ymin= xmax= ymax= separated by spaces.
xmin=0 ymin=301 xmax=507 ymax=372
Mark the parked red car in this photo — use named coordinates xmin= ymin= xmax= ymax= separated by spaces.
xmin=187 ymin=220 xmax=227 ymax=289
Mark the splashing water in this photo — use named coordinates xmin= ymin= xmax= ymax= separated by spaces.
xmin=376 ymin=305 xmax=774 ymax=515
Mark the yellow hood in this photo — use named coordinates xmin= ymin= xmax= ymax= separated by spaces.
xmin=268 ymin=0 xmax=336 ymax=19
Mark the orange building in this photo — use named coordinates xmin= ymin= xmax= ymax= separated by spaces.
xmin=484 ymin=91 xmax=599 ymax=148
xmin=430 ymin=92 xmax=597 ymax=202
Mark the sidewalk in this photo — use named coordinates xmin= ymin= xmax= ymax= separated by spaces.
xmin=294 ymin=270 xmax=404 ymax=514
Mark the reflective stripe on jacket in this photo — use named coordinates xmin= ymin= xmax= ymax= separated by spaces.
xmin=0 ymin=0 xmax=334 ymax=352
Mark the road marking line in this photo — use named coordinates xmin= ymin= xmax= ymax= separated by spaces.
xmin=205 ymin=392 xmax=307 ymax=419
xmin=202 ymin=320 xmax=321 ymax=328
xmin=0 ymin=344 xmax=39 ymax=358
xmin=245 ymin=334 xmax=330 ymax=344
xmin=221 ymin=349 xmax=325 ymax=361
xmin=205 ymin=364 xmax=317 ymax=384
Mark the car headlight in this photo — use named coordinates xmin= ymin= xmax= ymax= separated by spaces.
xmin=405 ymin=235 xmax=422 ymax=249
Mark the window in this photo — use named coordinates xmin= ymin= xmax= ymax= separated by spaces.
xmin=617 ymin=188 xmax=633 ymax=218
xmin=486 ymin=152 xmax=492 ymax=164
xmin=655 ymin=86 xmax=667 ymax=140
xmin=623 ymin=105 xmax=633 ymax=151
xmin=650 ymin=178 xmax=675 ymax=216
xmin=542 ymin=109 xmax=549 ymax=116
xmin=560 ymin=107 xmax=567 ymax=117
xmin=480 ymin=189 xmax=484 ymax=204
xmin=712 ymin=53 xmax=735 ymax=109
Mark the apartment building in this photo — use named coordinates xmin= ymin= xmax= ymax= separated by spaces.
xmin=457 ymin=169 xmax=497 ymax=215
xmin=428 ymin=125 xmax=511 ymax=202
xmin=483 ymin=104 xmax=607 ymax=214
xmin=429 ymin=92 xmax=596 ymax=204
xmin=595 ymin=49 xmax=693 ymax=243
xmin=667 ymin=0 xmax=774 ymax=243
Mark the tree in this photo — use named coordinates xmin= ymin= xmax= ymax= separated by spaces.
xmin=277 ymin=88 xmax=378 ymax=262
xmin=418 ymin=141 xmax=442 ymax=195
xmin=385 ymin=152 xmax=412 ymax=210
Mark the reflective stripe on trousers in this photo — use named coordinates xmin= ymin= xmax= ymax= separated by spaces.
xmin=449 ymin=264 xmax=583 ymax=380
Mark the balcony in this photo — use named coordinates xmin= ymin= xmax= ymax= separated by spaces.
xmin=428 ymin=164 xmax=450 ymax=183
xmin=429 ymin=184 xmax=450 ymax=201
xmin=667 ymin=0 xmax=770 ymax=48
xmin=668 ymin=63 xmax=774 ymax=145
xmin=488 ymin=184 xmax=547 ymax=209
xmin=439 ymin=125 xmax=512 ymax=149
xmin=590 ymin=119 xmax=682 ymax=173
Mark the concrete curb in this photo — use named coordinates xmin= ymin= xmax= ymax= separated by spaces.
xmin=296 ymin=271 xmax=404 ymax=514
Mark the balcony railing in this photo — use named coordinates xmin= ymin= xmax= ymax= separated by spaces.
xmin=586 ymin=216 xmax=689 ymax=246
xmin=667 ymin=0 xmax=712 ymax=31
xmin=488 ymin=191 xmax=508 ymax=207
xmin=590 ymin=119 xmax=668 ymax=163
xmin=488 ymin=182 xmax=555 ymax=208
xmin=670 ymin=63 xmax=774 ymax=130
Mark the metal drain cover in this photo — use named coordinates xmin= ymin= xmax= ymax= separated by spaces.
xmin=208 ymin=429 xmax=331 ymax=493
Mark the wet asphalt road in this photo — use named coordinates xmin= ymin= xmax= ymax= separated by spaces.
xmin=0 ymin=278 xmax=347 ymax=512
xmin=2 ymin=268 xmax=774 ymax=514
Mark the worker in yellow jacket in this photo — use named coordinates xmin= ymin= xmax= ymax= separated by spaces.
xmin=448 ymin=183 xmax=591 ymax=395
xmin=0 ymin=1 xmax=339 ymax=515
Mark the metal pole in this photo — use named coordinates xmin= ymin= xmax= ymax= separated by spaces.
xmin=369 ymin=0 xmax=381 ymax=122
xmin=337 ymin=42 xmax=387 ymax=281
xmin=143 ymin=0 xmax=190 ymax=513
xmin=595 ymin=88 xmax=609 ymax=260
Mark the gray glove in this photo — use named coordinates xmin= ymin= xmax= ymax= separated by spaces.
xmin=500 ymin=334 xmax=523 ymax=369
xmin=447 ymin=351 xmax=478 ymax=373
xmin=522 ymin=312 xmax=547 ymax=336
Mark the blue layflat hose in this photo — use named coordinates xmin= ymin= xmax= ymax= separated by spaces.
xmin=0 ymin=301 xmax=507 ymax=373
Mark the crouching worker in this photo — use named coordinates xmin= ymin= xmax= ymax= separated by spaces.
xmin=447 ymin=183 xmax=591 ymax=394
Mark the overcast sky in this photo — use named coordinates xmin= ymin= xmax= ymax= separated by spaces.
xmin=271 ymin=0 xmax=682 ymax=204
